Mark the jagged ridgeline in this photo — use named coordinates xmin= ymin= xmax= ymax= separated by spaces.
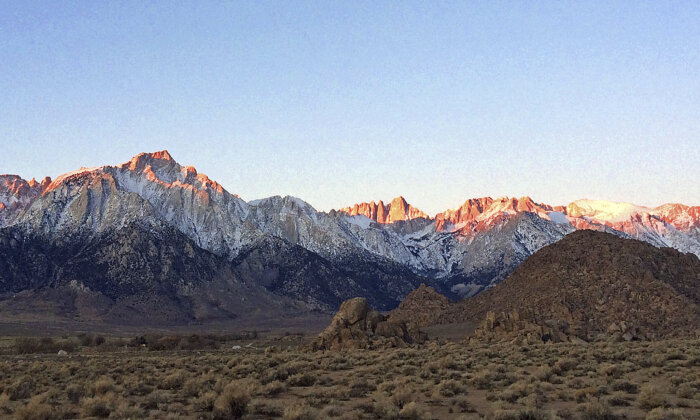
xmin=0 ymin=151 xmax=699 ymax=325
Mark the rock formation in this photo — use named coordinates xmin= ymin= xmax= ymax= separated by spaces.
xmin=389 ymin=284 xmax=451 ymax=326
xmin=338 ymin=196 xmax=430 ymax=224
xmin=311 ymin=297 xmax=426 ymax=351
xmin=469 ymin=310 xmax=584 ymax=345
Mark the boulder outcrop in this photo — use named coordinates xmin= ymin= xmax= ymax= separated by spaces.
xmin=389 ymin=284 xmax=452 ymax=327
xmin=469 ymin=310 xmax=578 ymax=345
xmin=311 ymin=297 xmax=426 ymax=351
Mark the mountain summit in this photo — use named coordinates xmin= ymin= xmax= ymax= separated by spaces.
xmin=338 ymin=196 xmax=430 ymax=223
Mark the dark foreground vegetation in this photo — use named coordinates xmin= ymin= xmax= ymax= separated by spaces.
xmin=0 ymin=335 xmax=698 ymax=419
xmin=4 ymin=332 xmax=261 ymax=355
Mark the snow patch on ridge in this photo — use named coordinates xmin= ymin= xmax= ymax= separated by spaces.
xmin=568 ymin=199 xmax=649 ymax=222
xmin=345 ymin=215 xmax=373 ymax=229
xmin=547 ymin=211 xmax=571 ymax=225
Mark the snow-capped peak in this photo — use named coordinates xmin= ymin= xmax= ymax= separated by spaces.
xmin=433 ymin=196 xmax=553 ymax=231
xmin=44 ymin=167 xmax=101 ymax=192
xmin=566 ymin=199 xmax=650 ymax=222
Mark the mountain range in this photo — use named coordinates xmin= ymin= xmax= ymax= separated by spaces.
xmin=1 ymin=150 xmax=698 ymax=324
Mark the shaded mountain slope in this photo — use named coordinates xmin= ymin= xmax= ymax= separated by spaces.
xmin=231 ymin=236 xmax=442 ymax=311
xmin=0 ymin=224 xmax=305 ymax=324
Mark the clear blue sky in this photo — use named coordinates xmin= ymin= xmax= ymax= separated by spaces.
xmin=1 ymin=1 xmax=698 ymax=214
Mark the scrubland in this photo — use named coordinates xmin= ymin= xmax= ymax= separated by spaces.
xmin=0 ymin=335 xmax=698 ymax=419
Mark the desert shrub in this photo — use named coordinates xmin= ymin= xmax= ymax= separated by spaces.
xmin=159 ymin=370 xmax=185 ymax=390
xmin=348 ymin=378 xmax=376 ymax=397
xmin=250 ymin=399 xmax=284 ymax=417
xmin=675 ymin=383 xmax=695 ymax=399
xmin=645 ymin=407 xmax=686 ymax=420
xmin=182 ymin=377 xmax=208 ymax=398
xmin=598 ymin=364 xmax=623 ymax=379
xmin=194 ymin=391 xmax=217 ymax=411
xmin=78 ymin=333 xmax=92 ymax=346
xmin=142 ymin=390 xmax=167 ymax=410
xmin=576 ymin=401 xmax=617 ymax=420
xmin=78 ymin=333 xmax=105 ymax=347
xmin=534 ymin=366 xmax=554 ymax=382
xmin=111 ymin=401 xmax=145 ymax=418
xmin=129 ymin=336 xmax=147 ymax=347
xmin=398 ymin=401 xmax=429 ymax=420
xmin=129 ymin=381 xmax=153 ymax=397
xmin=320 ymin=404 xmax=344 ymax=418
xmin=13 ymin=338 xmax=51 ymax=354
xmin=436 ymin=379 xmax=464 ymax=397
xmin=472 ymin=368 xmax=497 ymax=390
xmin=283 ymin=402 xmax=318 ymax=420
xmin=12 ymin=337 xmax=78 ymax=354
xmin=611 ymin=380 xmax=638 ymax=394
xmin=492 ymin=409 xmax=546 ymax=420
xmin=499 ymin=380 xmax=530 ymax=403
xmin=262 ymin=380 xmax=286 ymax=397
xmin=90 ymin=377 xmax=115 ymax=396
xmin=7 ymin=376 xmax=35 ymax=400
xmin=13 ymin=396 xmax=54 ymax=420
xmin=181 ymin=334 xmax=218 ymax=350
xmin=453 ymin=396 xmax=474 ymax=413
xmin=150 ymin=335 xmax=181 ymax=351
xmin=553 ymin=358 xmax=577 ymax=375
xmin=390 ymin=388 xmax=414 ymax=408
xmin=65 ymin=383 xmax=85 ymax=403
xmin=638 ymin=385 xmax=668 ymax=410
xmin=603 ymin=391 xmax=631 ymax=407
xmin=575 ymin=386 xmax=604 ymax=403
xmin=213 ymin=382 xmax=250 ymax=419
xmin=287 ymin=373 xmax=316 ymax=387
xmin=0 ymin=393 xmax=11 ymax=415
xmin=665 ymin=352 xmax=686 ymax=361
xmin=81 ymin=395 xmax=114 ymax=418
xmin=373 ymin=395 xmax=399 ymax=419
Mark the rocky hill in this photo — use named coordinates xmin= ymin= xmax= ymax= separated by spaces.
xmin=435 ymin=230 xmax=700 ymax=341
xmin=389 ymin=284 xmax=452 ymax=326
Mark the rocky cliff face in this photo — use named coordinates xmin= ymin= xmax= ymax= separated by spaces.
xmin=338 ymin=196 xmax=429 ymax=224
xmin=0 ymin=175 xmax=50 ymax=226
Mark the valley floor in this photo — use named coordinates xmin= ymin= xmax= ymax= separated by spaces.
xmin=0 ymin=312 xmax=333 ymax=337
xmin=0 ymin=336 xmax=698 ymax=419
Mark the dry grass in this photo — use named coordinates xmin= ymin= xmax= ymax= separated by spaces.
xmin=0 ymin=336 xmax=697 ymax=419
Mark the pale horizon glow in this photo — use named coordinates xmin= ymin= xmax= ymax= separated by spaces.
xmin=1 ymin=2 xmax=699 ymax=214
